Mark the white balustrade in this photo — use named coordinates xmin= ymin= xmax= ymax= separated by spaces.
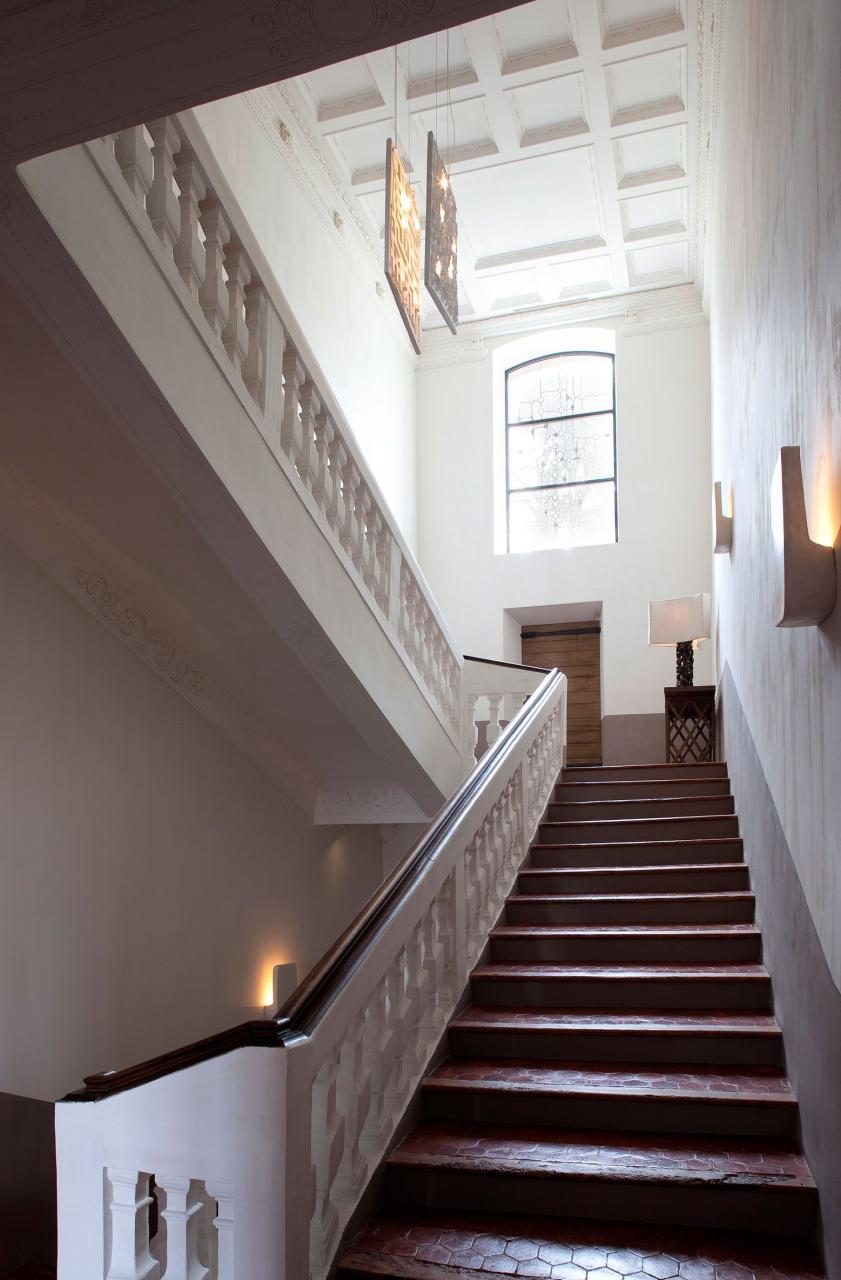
xmin=88 ymin=114 xmax=461 ymax=743
xmin=56 ymin=673 xmax=566 ymax=1280
xmin=462 ymin=656 xmax=550 ymax=767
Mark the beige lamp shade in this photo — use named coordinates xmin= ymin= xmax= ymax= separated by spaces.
xmin=648 ymin=593 xmax=711 ymax=647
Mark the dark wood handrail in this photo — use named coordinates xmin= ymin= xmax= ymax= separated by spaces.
xmin=463 ymin=653 xmax=551 ymax=675
xmin=66 ymin=668 xmax=563 ymax=1102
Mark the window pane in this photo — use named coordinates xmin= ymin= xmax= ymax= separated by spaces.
xmin=507 ymin=353 xmax=613 ymax=424
xmin=508 ymin=481 xmax=616 ymax=552
xmin=508 ymin=414 xmax=615 ymax=490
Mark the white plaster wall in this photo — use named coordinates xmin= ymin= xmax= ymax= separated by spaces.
xmin=709 ymin=0 xmax=841 ymax=987
xmin=417 ymin=319 xmax=712 ymax=719
xmin=195 ymin=93 xmax=419 ymax=548
xmin=0 ymin=531 xmax=383 ymax=1102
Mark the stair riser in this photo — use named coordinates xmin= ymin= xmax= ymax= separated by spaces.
xmin=385 ymin=1166 xmax=815 ymax=1237
xmin=548 ymin=797 xmax=735 ymax=821
xmin=540 ymin=817 xmax=740 ymax=843
xmin=556 ymin=779 xmax=732 ymax=801
xmin=469 ymin=976 xmax=772 ymax=1010
xmin=505 ymin=898 xmax=755 ymax=926
xmin=447 ymin=1028 xmax=783 ymax=1066
xmin=530 ymin=840 xmax=744 ymax=868
xmin=562 ymin=763 xmax=728 ymax=782
xmin=489 ymin=934 xmax=761 ymax=965
xmin=519 ymin=867 xmax=750 ymax=893
xmin=421 ymin=1088 xmax=796 ymax=1138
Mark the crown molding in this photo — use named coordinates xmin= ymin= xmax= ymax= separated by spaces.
xmin=417 ymin=283 xmax=705 ymax=367
xmin=693 ymin=0 xmax=727 ymax=309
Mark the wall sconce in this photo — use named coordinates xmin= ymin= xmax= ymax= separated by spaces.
xmin=713 ymin=481 xmax=733 ymax=553
xmin=262 ymin=962 xmax=298 ymax=1017
xmin=771 ymin=445 xmax=836 ymax=626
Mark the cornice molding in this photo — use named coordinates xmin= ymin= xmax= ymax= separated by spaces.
xmin=693 ymin=0 xmax=727 ymax=309
xmin=417 ymin=284 xmax=705 ymax=367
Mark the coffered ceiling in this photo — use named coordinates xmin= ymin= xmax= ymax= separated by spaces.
xmin=285 ymin=0 xmax=698 ymax=332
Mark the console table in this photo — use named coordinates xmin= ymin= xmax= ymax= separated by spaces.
xmin=665 ymin=685 xmax=717 ymax=763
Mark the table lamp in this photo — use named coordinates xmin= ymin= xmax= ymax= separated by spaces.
xmin=648 ymin=593 xmax=711 ymax=686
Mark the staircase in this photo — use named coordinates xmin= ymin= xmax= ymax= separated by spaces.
xmin=339 ymin=761 xmax=825 ymax=1280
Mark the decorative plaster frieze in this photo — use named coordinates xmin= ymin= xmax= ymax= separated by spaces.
xmin=314 ymin=785 xmax=429 ymax=825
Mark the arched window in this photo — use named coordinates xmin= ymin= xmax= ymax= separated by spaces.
xmin=505 ymin=350 xmax=617 ymax=553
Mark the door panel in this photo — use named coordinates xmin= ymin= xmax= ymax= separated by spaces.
xmin=522 ymin=623 xmax=602 ymax=764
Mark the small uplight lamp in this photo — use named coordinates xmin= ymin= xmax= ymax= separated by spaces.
xmin=648 ymin=592 xmax=711 ymax=686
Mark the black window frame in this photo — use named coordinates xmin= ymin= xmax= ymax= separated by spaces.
xmin=504 ymin=349 xmax=618 ymax=554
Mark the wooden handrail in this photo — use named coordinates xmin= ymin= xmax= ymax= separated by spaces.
xmin=65 ymin=669 xmax=562 ymax=1101
xmin=463 ymin=653 xmax=551 ymax=675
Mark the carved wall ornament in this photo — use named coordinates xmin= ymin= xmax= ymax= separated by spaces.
xmin=251 ymin=1 xmax=319 ymax=59
xmin=384 ymin=138 xmax=422 ymax=355
xmin=424 ymin=131 xmax=458 ymax=335
xmin=75 ymin=568 xmax=205 ymax=694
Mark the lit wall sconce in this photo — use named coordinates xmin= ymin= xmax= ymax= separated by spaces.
xmin=262 ymin=962 xmax=298 ymax=1017
xmin=713 ymin=481 xmax=733 ymax=553
xmin=771 ymin=445 xmax=836 ymax=626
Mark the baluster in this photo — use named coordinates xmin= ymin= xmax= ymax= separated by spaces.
xmin=468 ymin=693 xmax=480 ymax=761
xmin=333 ymin=1012 xmax=372 ymax=1206
xmin=222 ymin=243 xmax=251 ymax=375
xmin=364 ymin=500 xmax=381 ymax=597
xmin=353 ymin=486 xmax=372 ymax=578
xmin=146 ymin=118 xmax=181 ymax=254
xmin=243 ymin=281 xmax=267 ymax=410
xmin=326 ymin=434 xmax=348 ymax=538
xmin=383 ymin=952 xmax=411 ymax=1117
xmin=156 ymin=1175 xmax=208 ymax=1280
xmin=375 ymin=516 xmax=391 ymax=614
xmin=204 ymin=1183 xmax=233 ymax=1280
xmin=298 ymin=381 xmax=320 ymax=491
xmin=340 ymin=462 xmax=361 ymax=558
xmin=115 ymin=126 xmax=154 ymax=204
xmin=486 ymin=695 xmax=503 ymax=748
xmin=198 ymin=196 xmax=230 ymax=336
xmin=281 ymin=348 xmax=306 ymax=472
xmin=398 ymin=564 xmax=413 ymax=653
xmin=416 ymin=602 xmax=430 ymax=679
xmin=402 ymin=921 xmax=427 ymax=1077
xmin=312 ymin=408 xmax=334 ymax=516
xmin=360 ymin=983 xmax=391 ymax=1155
xmin=105 ymin=1169 xmax=160 ymax=1280
xmin=173 ymin=149 xmax=207 ymax=298
xmin=309 ymin=1053 xmax=343 ymax=1274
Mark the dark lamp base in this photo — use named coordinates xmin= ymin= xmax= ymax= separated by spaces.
xmin=675 ymin=641 xmax=695 ymax=686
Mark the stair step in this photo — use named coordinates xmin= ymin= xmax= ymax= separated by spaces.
xmin=506 ymin=891 xmax=755 ymax=926
xmin=490 ymin=923 xmax=762 ymax=965
xmin=340 ymin=1210 xmax=825 ymax=1279
xmin=562 ymin=762 xmax=728 ymax=781
xmin=530 ymin=837 xmax=744 ymax=869
xmin=548 ymin=796 xmax=735 ymax=821
xmin=519 ymin=862 xmax=750 ymax=894
xmin=422 ymin=1059 xmax=797 ymax=1136
xmin=556 ymin=777 xmax=732 ymax=800
xmin=539 ymin=815 xmax=740 ymax=844
xmin=448 ymin=1007 xmax=782 ymax=1065
xmin=470 ymin=963 xmax=772 ymax=1010
xmin=385 ymin=1122 xmax=816 ymax=1236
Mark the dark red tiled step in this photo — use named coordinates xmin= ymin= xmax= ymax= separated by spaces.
xmin=530 ymin=840 xmax=744 ymax=870
xmin=470 ymin=963 xmax=772 ymax=1011
xmin=539 ymin=817 xmax=740 ymax=845
xmin=505 ymin=892 xmax=755 ymax=927
xmin=339 ymin=1209 xmax=824 ymax=1278
xmin=489 ymin=923 xmax=761 ymax=966
xmin=385 ymin=1122 xmax=817 ymax=1237
xmin=556 ymin=777 xmax=732 ymax=801
xmin=422 ymin=1059 xmax=796 ymax=1137
xmin=547 ymin=797 xmax=735 ymax=822
xmin=562 ymin=763 xmax=728 ymax=782
xmin=518 ymin=864 xmax=749 ymax=895
xmin=448 ymin=1008 xmax=783 ymax=1066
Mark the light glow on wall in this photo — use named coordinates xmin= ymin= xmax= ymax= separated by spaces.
xmin=813 ymin=453 xmax=839 ymax=548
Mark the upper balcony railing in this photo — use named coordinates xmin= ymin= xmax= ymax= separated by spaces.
xmin=85 ymin=112 xmax=461 ymax=743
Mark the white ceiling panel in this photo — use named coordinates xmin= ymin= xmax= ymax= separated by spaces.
xmin=614 ymin=123 xmax=687 ymax=187
xmin=283 ymin=0 xmax=698 ymax=331
xmin=505 ymin=73 xmax=589 ymax=147
xmin=491 ymin=0 xmax=578 ymax=75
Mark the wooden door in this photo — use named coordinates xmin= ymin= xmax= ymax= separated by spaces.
xmin=521 ymin=622 xmax=602 ymax=764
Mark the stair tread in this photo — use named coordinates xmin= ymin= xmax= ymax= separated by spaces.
xmin=533 ymin=838 xmax=743 ymax=850
xmin=492 ymin=923 xmax=759 ymax=937
xmin=551 ymin=798 xmax=732 ymax=807
xmin=452 ymin=1008 xmax=781 ymax=1035
xmin=388 ymin=1121 xmax=815 ymax=1189
xmin=341 ymin=1209 xmax=824 ymax=1278
xmin=511 ymin=892 xmax=754 ymax=904
xmin=521 ymin=862 xmax=746 ymax=878
xmin=565 ymin=763 xmax=728 ymax=772
xmin=473 ymin=964 xmax=769 ymax=981
xmin=424 ymin=1059 xmax=796 ymax=1105
xmin=540 ymin=817 xmax=737 ymax=828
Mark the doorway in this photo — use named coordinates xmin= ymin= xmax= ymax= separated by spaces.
xmin=521 ymin=621 xmax=602 ymax=764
